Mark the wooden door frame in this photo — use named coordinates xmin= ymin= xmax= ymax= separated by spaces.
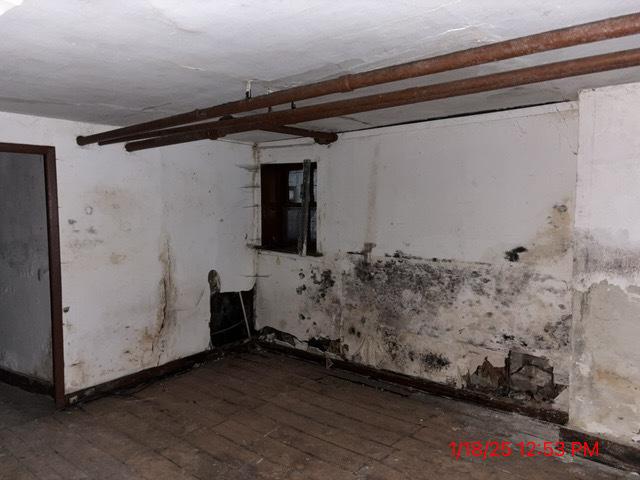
xmin=0 ymin=142 xmax=65 ymax=407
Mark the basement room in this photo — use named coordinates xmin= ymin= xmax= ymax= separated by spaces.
xmin=1 ymin=1 xmax=640 ymax=478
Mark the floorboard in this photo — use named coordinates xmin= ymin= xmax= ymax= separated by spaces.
xmin=0 ymin=350 xmax=634 ymax=479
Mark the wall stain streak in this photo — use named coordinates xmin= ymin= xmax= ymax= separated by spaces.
xmin=151 ymin=236 xmax=177 ymax=366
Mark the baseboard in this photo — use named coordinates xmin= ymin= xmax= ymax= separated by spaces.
xmin=0 ymin=367 xmax=53 ymax=396
xmin=64 ymin=349 xmax=223 ymax=405
xmin=258 ymin=340 xmax=569 ymax=425
xmin=560 ymin=427 xmax=640 ymax=473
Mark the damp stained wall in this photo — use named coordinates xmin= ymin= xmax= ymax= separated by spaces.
xmin=255 ymin=103 xmax=578 ymax=411
xmin=0 ymin=110 xmax=255 ymax=395
xmin=0 ymin=151 xmax=52 ymax=382
xmin=571 ymin=83 xmax=640 ymax=446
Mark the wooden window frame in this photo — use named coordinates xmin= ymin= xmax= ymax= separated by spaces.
xmin=260 ymin=161 xmax=317 ymax=255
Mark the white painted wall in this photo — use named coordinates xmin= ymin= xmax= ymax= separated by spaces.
xmin=0 ymin=151 xmax=52 ymax=381
xmin=256 ymin=103 xmax=578 ymax=410
xmin=2 ymin=90 xmax=636 ymax=445
xmin=571 ymin=83 xmax=640 ymax=445
xmin=0 ymin=111 xmax=255 ymax=394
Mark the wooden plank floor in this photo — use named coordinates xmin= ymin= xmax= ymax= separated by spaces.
xmin=0 ymin=350 xmax=634 ymax=479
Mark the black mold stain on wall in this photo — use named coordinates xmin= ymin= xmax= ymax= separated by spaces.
xmin=421 ymin=352 xmax=451 ymax=370
xmin=266 ymin=244 xmax=571 ymax=411
xmin=575 ymin=233 xmax=640 ymax=276
xmin=505 ymin=246 xmax=528 ymax=262
xmin=295 ymin=267 xmax=337 ymax=303
xmin=338 ymin=253 xmax=570 ymax=353
xmin=309 ymin=269 xmax=336 ymax=302
xmin=294 ymin=265 xmax=342 ymax=327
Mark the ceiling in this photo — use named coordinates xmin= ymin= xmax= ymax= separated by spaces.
xmin=2 ymin=0 xmax=640 ymax=143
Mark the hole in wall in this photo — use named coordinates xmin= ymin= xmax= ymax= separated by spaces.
xmin=208 ymin=269 xmax=254 ymax=347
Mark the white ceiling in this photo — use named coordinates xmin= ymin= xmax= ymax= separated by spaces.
xmin=2 ymin=0 xmax=640 ymax=143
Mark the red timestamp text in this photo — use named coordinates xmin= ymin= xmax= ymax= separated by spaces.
xmin=449 ymin=440 xmax=599 ymax=460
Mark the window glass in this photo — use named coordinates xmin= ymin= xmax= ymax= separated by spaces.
xmin=309 ymin=206 xmax=317 ymax=244
xmin=285 ymin=207 xmax=302 ymax=243
xmin=288 ymin=169 xmax=303 ymax=202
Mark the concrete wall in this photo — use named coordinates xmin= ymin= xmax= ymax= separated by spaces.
xmin=0 ymin=151 xmax=52 ymax=382
xmin=0 ymin=111 xmax=255 ymax=395
xmin=571 ymin=83 xmax=640 ymax=446
xmin=255 ymin=103 xmax=578 ymax=412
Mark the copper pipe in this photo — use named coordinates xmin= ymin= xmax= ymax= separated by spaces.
xmin=78 ymin=12 xmax=640 ymax=146
xmin=128 ymin=130 xmax=223 ymax=150
xmin=266 ymin=126 xmax=338 ymax=144
xmin=98 ymin=125 xmax=337 ymax=145
xmin=125 ymin=48 xmax=640 ymax=152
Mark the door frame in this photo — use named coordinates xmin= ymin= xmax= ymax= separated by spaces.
xmin=0 ymin=142 xmax=65 ymax=407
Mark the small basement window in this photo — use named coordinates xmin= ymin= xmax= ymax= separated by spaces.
xmin=260 ymin=161 xmax=317 ymax=255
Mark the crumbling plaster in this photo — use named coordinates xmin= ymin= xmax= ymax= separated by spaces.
xmin=0 ymin=110 xmax=255 ymax=394
xmin=255 ymin=102 xmax=578 ymax=412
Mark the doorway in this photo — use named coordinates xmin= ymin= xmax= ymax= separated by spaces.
xmin=0 ymin=143 xmax=64 ymax=407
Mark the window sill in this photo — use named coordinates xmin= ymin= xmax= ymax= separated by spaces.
xmin=253 ymin=245 xmax=323 ymax=258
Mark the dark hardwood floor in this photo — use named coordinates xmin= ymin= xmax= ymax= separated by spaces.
xmin=0 ymin=350 xmax=633 ymax=479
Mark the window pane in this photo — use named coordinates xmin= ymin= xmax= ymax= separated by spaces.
xmin=309 ymin=206 xmax=316 ymax=244
xmin=312 ymin=168 xmax=317 ymax=202
xmin=285 ymin=207 xmax=302 ymax=243
xmin=288 ymin=169 xmax=303 ymax=202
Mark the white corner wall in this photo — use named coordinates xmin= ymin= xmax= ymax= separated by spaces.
xmin=0 ymin=111 xmax=256 ymax=394
xmin=255 ymin=103 xmax=578 ymax=412
xmin=571 ymin=83 xmax=640 ymax=446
